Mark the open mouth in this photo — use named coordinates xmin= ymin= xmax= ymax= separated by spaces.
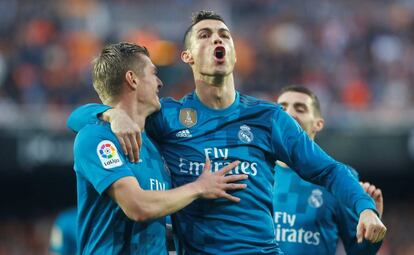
xmin=214 ymin=46 xmax=226 ymax=61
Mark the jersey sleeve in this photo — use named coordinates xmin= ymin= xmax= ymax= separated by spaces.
xmin=74 ymin=126 xmax=134 ymax=194
xmin=67 ymin=103 xmax=111 ymax=133
xmin=270 ymin=107 xmax=377 ymax=215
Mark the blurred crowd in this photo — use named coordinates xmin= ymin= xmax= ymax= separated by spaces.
xmin=0 ymin=1 xmax=413 ymax=254
xmin=0 ymin=0 xmax=413 ymax=129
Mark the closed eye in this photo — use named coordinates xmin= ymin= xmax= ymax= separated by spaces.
xmin=294 ymin=104 xmax=307 ymax=113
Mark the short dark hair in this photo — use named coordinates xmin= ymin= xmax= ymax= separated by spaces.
xmin=278 ymin=85 xmax=322 ymax=117
xmin=92 ymin=42 xmax=149 ymax=103
xmin=183 ymin=10 xmax=226 ymax=49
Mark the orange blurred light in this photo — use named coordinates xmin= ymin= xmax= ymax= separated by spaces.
xmin=123 ymin=29 xmax=177 ymax=66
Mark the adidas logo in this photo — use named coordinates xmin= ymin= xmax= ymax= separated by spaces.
xmin=176 ymin=129 xmax=192 ymax=138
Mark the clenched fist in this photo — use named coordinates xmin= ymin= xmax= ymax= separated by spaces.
xmin=356 ymin=209 xmax=386 ymax=243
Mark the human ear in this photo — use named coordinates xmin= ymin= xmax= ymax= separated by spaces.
xmin=181 ymin=50 xmax=194 ymax=64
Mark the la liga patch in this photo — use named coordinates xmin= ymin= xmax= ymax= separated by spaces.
xmin=97 ymin=140 xmax=123 ymax=169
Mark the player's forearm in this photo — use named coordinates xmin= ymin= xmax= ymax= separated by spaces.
xmin=112 ymin=162 xmax=245 ymax=222
xmin=290 ymin=150 xmax=377 ymax=215
xmin=315 ymin=162 xmax=377 ymax=215
xmin=274 ymin=110 xmax=376 ymax=215
xmin=123 ymin=182 xmax=202 ymax=222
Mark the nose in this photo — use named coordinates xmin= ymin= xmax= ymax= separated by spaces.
xmin=212 ymin=33 xmax=223 ymax=45
xmin=157 ymin=77 xmax=163 ymax=88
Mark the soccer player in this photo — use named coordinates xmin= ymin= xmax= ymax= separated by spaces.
xmin=72 ymin=42 xmax=247 ymax=254
xmin=274 ymin=85 xmax=384 ymax=254
xmin=49 ymin=207 xmax=77 ymax=255
xmin=67 ymin=11 xmax=386 ymax=254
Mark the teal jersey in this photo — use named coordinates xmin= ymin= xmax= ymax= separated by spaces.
xmin=68 ymin=91 xmax=377 ymax=255
xmin=273 ymin=165 xmax=381 ymax=255
xmin=49 ymin=207 xmax=77 ymax=255
xmin=74 ymin=121 xmax=170 ymax=255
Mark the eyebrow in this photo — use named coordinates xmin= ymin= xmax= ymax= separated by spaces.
xmin=196 ymin=27 xmax=230 ymax=34
xmin=218 ymin=28 xmax=230 ymax=33
xmin=278 ymin=101 xmax=308 ymax=109
xmin=293 ymin=102 xmax=308 ymax=109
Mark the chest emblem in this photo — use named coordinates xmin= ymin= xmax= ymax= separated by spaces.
xmin=308 ymin=189 xmax=323 ymax=208
xmin=179 ymin=108 xmax=197 ymax=128
xmin=238 ymin=125 xmax=254 ymax=143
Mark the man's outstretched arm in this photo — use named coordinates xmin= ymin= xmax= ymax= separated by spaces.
xmin=107 ymin=159 xmax=248 ymax=221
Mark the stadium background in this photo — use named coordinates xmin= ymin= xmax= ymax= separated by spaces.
xmin=0 ymin=0 xmax=413 ymax=254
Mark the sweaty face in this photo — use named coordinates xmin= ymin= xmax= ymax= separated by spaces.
xmin=186 ymin=19 xmax=237 ymax=77
xmin=277 ymin=91 xmax=321 ymax=139
xmin=135 ymin=55 xmax=163 ymax=113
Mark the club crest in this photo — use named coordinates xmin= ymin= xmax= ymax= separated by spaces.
xmin=308 ymin=189 xmax=324 ymax=208
xmin=179 ymin=108 xmax=197 ymax=128
xmin=238 ymin=125 xmax=254 ymax=143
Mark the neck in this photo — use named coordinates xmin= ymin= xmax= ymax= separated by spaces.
xmin=194 ymin=73 xmax=236 ymax=109
xmin=107 ymin=95 xmax=148 ymax=131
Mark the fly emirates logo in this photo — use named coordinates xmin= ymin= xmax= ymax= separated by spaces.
xmin=178 ymin=147 xmax=258 ymax=176
xmin=274 ymin=212 xmax=320 ymax=246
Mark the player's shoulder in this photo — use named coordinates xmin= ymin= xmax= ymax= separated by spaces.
xmin=160 ymin=94 xmax=192 ymax=108
xmin=77 ymin=121 xmax=110 ymax=136
xmin=156 ymin=94 xmax=196 ymax=121
xmin=160 ymin=97 xmax=181 ymax=107
xmin=239 ymin=93 xmax=283 ymax=112
xmin=75 ymin=121 xmax=114 ymax=146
